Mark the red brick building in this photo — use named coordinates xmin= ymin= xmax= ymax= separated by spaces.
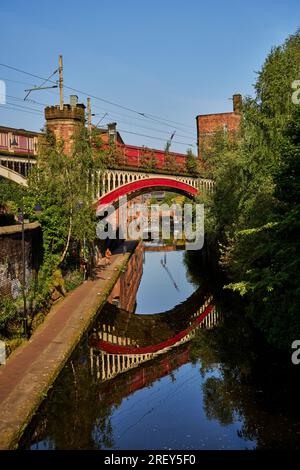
xmin=196 ymin=94 xmax=242 ymax=159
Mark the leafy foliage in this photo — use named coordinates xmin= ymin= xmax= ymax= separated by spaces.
xmin=0 ymin=296 xmax=20 ymax=335
xmin=185 ymin=148 xmax=199 ymax=176
xmin=139 ymin=147 xmax=157 ymax=172
xmin=22 ymin=125 xmax=106 ymax=310
xmin=203 ymin=30 xmax=300 ymax=349
xmin=163 ymin=141 xmax=181 ymax=172
xmin=0 ymin=178 xmax=25 ymax=225
xmin=103 ymin=143 xmax=126 ymax=168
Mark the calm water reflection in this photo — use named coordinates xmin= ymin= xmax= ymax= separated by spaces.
xmin=20 ymin=245 xmax=300 ymax=450
xmin=136 ymin=249 xmax=196 ymax=313
xmin=98 ymin=359 xmax=255 ymax=450
xmin=23 ymin=344 xmax=255 ymax=450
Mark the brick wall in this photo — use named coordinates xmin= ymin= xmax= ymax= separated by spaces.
xmin=108 ymin=242 xmax=143 ymax=313
xmin=0 ymin=223 xmax=42 ymax=299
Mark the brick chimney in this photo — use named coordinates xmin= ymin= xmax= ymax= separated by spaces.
xmin=232 ymin=94 xmax=242 ymax=113
xmin=44 ymin=95 xmax=85 ymax=155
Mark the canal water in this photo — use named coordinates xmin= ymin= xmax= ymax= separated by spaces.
xmin=135 ymin=247 xmax=195 ymax=313
xmin=20 ymin=244 xmax=300 ymax=450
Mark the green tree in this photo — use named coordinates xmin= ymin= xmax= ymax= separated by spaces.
xmin=0 ymin=178 xmax=25 ymax=225
xmin=140 ymin=147 xmax=157 ymax=172
xmin=185 ymin=148 xmax=198 ymax=176
xmin=25 ymin=125 xmax=105 ymax=307
xmin=103 ymin=143 xmax=126 ymax=168
xmin=163 ymin=141 xmax=179 ymax=173
xmin=202 ymin=29 xmax=300 ymax=349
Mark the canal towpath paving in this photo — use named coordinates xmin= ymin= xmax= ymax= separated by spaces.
xmin=0 ymin=241 xmax=136 ymax=449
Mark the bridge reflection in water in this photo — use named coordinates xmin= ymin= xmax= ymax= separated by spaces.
xmin=97 ymin=344 xmax=192 ymax=409
xmin=21 ymin=243 xmax=300 ymax=451
xmin=90 ymin=301 xmax=219 ymax=382
xmin=89 ymin=242 xmax=220 ymax=382
xmin=20 ymin=243 xmax=227 ymax=451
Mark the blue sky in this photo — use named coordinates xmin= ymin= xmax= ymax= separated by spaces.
xmin=0 ymin=0 xmax=299 ymax=152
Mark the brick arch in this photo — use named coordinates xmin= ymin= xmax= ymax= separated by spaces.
xmin=96 ymin=177 xmax=198 ymax=212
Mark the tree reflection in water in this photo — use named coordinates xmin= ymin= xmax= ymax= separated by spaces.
xmin=190 ymin=299 xmax=300 ymax=450
xmin=21 ymin=341 xmax=115 ymax=450
xmin=19 ymin=247 xmax=300 ymax=450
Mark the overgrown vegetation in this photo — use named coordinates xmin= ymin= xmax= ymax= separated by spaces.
xmin=0 ymin=296 xmax=20 ymax=334
xmin=140 ymin=147 xmax=158 ymax=172
xmin=185 ymin=148 xmax=198 ymax=176
xmin=201 ymin=30 xmax=300 ymax=349
xmin=0 ymin=178 xmax=25 ymax=225
xmin=0 ymin=126 xmax=106 ymax=339
xmin=24 ymin=126 xmax=106 ymax=309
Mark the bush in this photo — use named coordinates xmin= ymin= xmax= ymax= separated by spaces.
xmin=64 ymin=270 xmax=83 ymax=292
xmin=0 ymin=297 xmax=20 ymax=334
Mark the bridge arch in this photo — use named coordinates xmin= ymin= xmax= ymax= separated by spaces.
xmin=92 ymin=288 xmax=215 ymax=351
xmin=0 ymin=165 xmax=28 ymax=187
xmin=96 ymin=176 xmax=198 ymax=212
xmin=89 ymin=291 xmax=218 ymax=381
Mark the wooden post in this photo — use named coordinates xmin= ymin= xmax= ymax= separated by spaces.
xmin=87 ymin=97 xmax=92 ymax=134
xmin=59 ymin=55 xmax=63 ymax=110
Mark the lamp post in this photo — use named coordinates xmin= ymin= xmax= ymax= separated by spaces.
xmin=77 ymin=201 xmax=88 ymax=279
xmin=10 ymin=134 xmax=18 ymax=174
xmin=11 ymin=136 xmax=27 ymax=335
xmin=27 ymin=135 xmax=30 ymax=177
xmin=18 ymin=198 xmax=27 ymax=338
xmin=18 ymin=201 xmax=43 ymax=338
xmin=10 ymin=134 xmax=18 ymax=147
xmin=22 ymin=204 xmax=27 ymax=337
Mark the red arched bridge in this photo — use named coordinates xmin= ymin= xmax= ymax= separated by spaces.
xmin=0 ymin=164 xmax=214 ymax=207
xmin=94 ymin=169 xmax=213 ymax=211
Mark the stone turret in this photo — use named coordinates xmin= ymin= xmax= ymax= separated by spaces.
xmin=44 ymin=95 xmax=85 ymax=155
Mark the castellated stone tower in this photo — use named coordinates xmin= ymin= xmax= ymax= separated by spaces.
xmin=44 ymin=95 xmax=85 ymax=155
